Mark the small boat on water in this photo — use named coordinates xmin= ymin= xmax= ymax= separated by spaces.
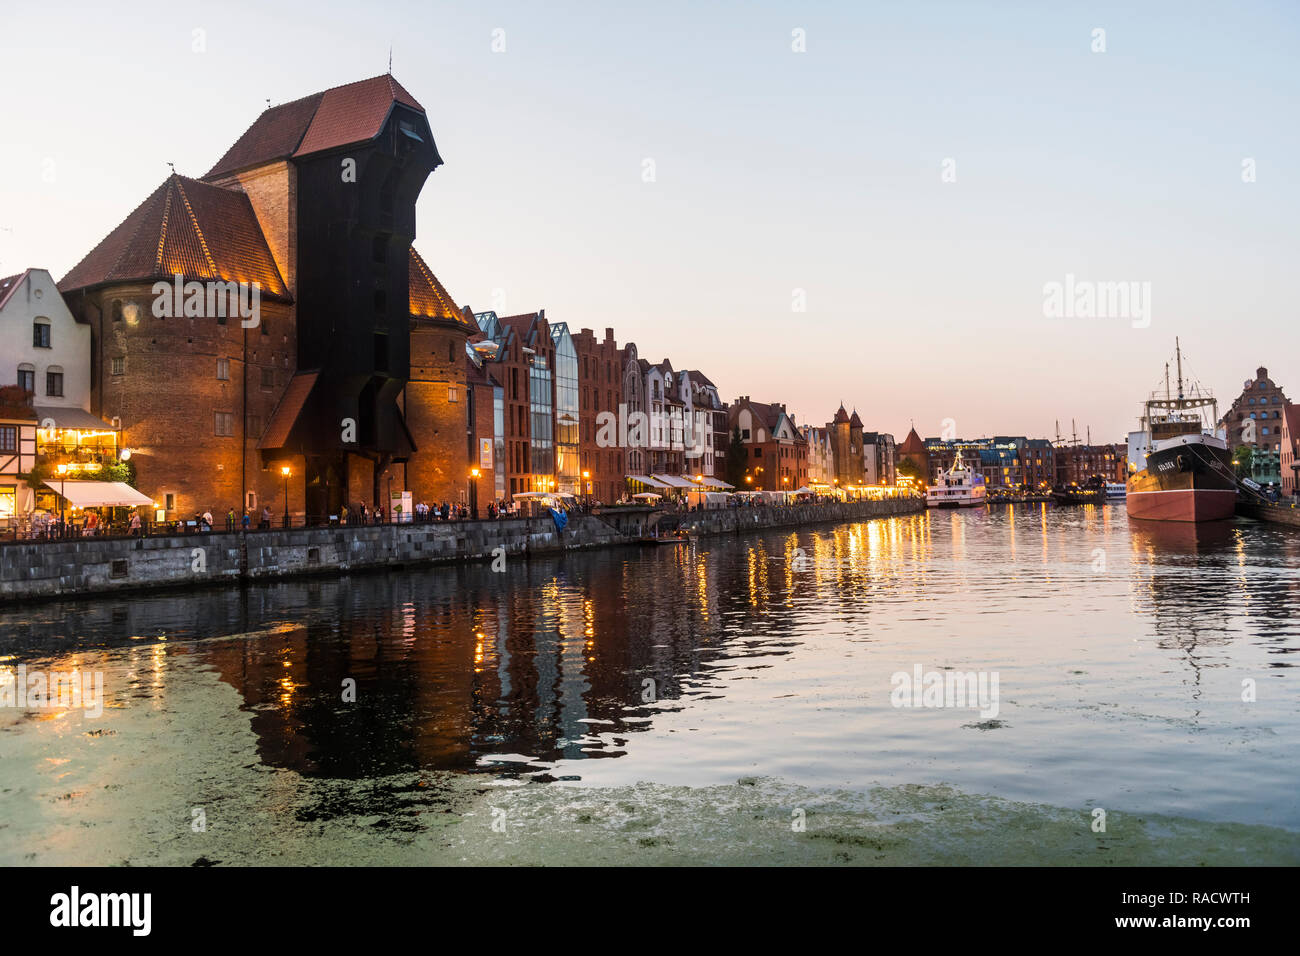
xmin=1105 ymin=482 xmax=1127 ymax=499
xmin=638 ymin=532 xmax=689 ymax=546
xmin=926 ymin=454 xmax=987 ymax=508
xmin=1051 ymin=477 xmax=1108 ymax=505
xmin=1126 ymin=339 xmax=1236 ymax=523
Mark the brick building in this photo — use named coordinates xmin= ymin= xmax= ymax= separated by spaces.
xmin=1054 ymin=442 xmax=1125 ymax=485
xmin=1218 ymin=366 xmax=1291 ymax=485
xmin=828 ymin=405 xmax=865 ymax=489
xmin=1280 ymin=404 xmax=1300 ymax=497
xmin=897 ymin=426 xmax=928 ymax=481
xmin=573 ymin=326 xmax=625 ymax=504
xmin=404 ymin=249 xmax=479 ymax=508
xmin=728 ymin=396 xmax=808 ymax=491
xmin=59 ymin=174 xmax=298 ymax=522
xmin=59 ymin=74 xmax=472 ymax=523
xmin=473 ymin=310 xmax=558 ymax=498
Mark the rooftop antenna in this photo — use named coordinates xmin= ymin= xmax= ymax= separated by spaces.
xmin=166 ymin=161 xmax=175 ymax=174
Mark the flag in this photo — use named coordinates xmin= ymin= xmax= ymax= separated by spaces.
xmin=550 ymin=507 xmax=568 ymax=532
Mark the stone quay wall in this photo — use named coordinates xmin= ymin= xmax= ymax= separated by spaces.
xmin=1236 ymin=498 xmax=1300 ymax=528
xmin=0 ymin=498 xmax=924 ymax=603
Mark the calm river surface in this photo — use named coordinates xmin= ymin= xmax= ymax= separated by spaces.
xmin=2 ymin=505 xmax=1298 ymax=865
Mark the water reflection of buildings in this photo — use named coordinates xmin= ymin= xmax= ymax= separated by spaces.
xmin=157 ymin=548 xmax=821 ymax=778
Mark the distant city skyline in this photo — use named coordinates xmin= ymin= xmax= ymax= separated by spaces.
xmin=1 ymin=0 xmax=1296 ymax=441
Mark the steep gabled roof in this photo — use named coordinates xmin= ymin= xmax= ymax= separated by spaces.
xmin=206 ymin=74 xmax=429 ymax=179
xmin=898 ymin=427 xmax=927 ymax=454
xmin=58 ymin=174 xmax=290 ymax=299
xmin=0 ymin=270 xmax=29 ymax=311
xmin=409 ymin=246 xmax=476 ymax=332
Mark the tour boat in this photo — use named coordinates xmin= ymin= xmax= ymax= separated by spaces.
xmin=1105 ymin=482 xmax=1126 ymax=499
xmin=1126 ymin=340 xmax=1237 ymax=523
xmin=926 ymin=454 xmax=987 ymax=508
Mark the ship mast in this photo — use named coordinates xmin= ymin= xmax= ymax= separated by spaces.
xmin=1175 ymin=336 xmax=1185 ymax=400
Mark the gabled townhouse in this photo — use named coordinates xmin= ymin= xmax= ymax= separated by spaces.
xmin=729 ymin=396 xmax=808 ymax=491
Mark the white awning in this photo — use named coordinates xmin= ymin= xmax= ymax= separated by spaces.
xmin=44 ymin=480 xmax=153 ymax=507
xmin=699 ymin=477 xmax=734 ymax=489
xmin=652 ymin=474 xmax=696 ymax=489
xmin=33 ymin=406 xmax=117 ymax=431
xmin=626 ymin=475 xmax=669 ymax=489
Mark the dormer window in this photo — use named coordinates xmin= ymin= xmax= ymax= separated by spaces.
xmin=398 ymin=118 xmax=424 ymax=142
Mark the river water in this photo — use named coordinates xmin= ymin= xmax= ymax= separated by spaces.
xmin=2 ymin=505 xmax=1298 ymax=865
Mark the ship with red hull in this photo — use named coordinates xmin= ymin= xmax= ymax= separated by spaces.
xmin=1126 ymin=340 xmax=1236 ymax=524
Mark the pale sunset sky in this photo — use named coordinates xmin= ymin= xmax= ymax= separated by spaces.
xmin=1 ymin=0 xmax=1295 ymax=442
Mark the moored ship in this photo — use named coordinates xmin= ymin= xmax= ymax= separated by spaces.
xmin=1126 ymin=340 xmax=1237 ymax=523
xmin=926 ymin=453 xmax=987 ymax=508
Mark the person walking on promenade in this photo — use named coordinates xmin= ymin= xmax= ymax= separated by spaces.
xmin=340 ymin=504 xmax=349 ymax=526
xmin=260 ymin=506 xmax=272 ymax=530
xmin=129 ymin=512 xmax=142 ymax=537
xmin=226 ymin=508 xmax=235 ymax=531
xmin=202 ymin=509 xmax=214 ymax=532
xmin=242 ymin=511 xmax=251 ymax=531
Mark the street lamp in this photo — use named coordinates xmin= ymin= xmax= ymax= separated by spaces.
xmin=470 ymin=467 xmax=480 ymax=519
xmin=56 ymin=463 xmax=67 ymax=537
xmin=582 ymin=470 xmax=590 ymax=507
xmin=281 ymin=465 xmax=291 ymax=528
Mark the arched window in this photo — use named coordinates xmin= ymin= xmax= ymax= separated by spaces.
xmin=45 ymin=365 xmax=64 ymax=397
xmin=16 ymin=363 xmax=34 ymax=394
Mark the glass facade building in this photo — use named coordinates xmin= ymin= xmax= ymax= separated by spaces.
xmin=551 ymin=323 xmax=580 ymax=496
xmin=493 ymin=385 xmax=506 ymax=499
xmin=528 ymin=353 xmax=554 ymax=489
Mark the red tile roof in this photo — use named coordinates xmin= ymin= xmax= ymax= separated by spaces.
xmin=409 ymin=246 xmax=476 ymax=332
xmin=206 ymin=75 xmax=427 ymax=178
xmin=898 ymin=427 xmax=926 ymax=454
xmin=59 ymin=175 xmax=290 ymax=299
xmin=296 ymin=74 xmax=424 ymax=157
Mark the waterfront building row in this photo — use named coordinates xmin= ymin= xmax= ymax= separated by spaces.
xmin=3 ymin=73 xmax=862 ymax=530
